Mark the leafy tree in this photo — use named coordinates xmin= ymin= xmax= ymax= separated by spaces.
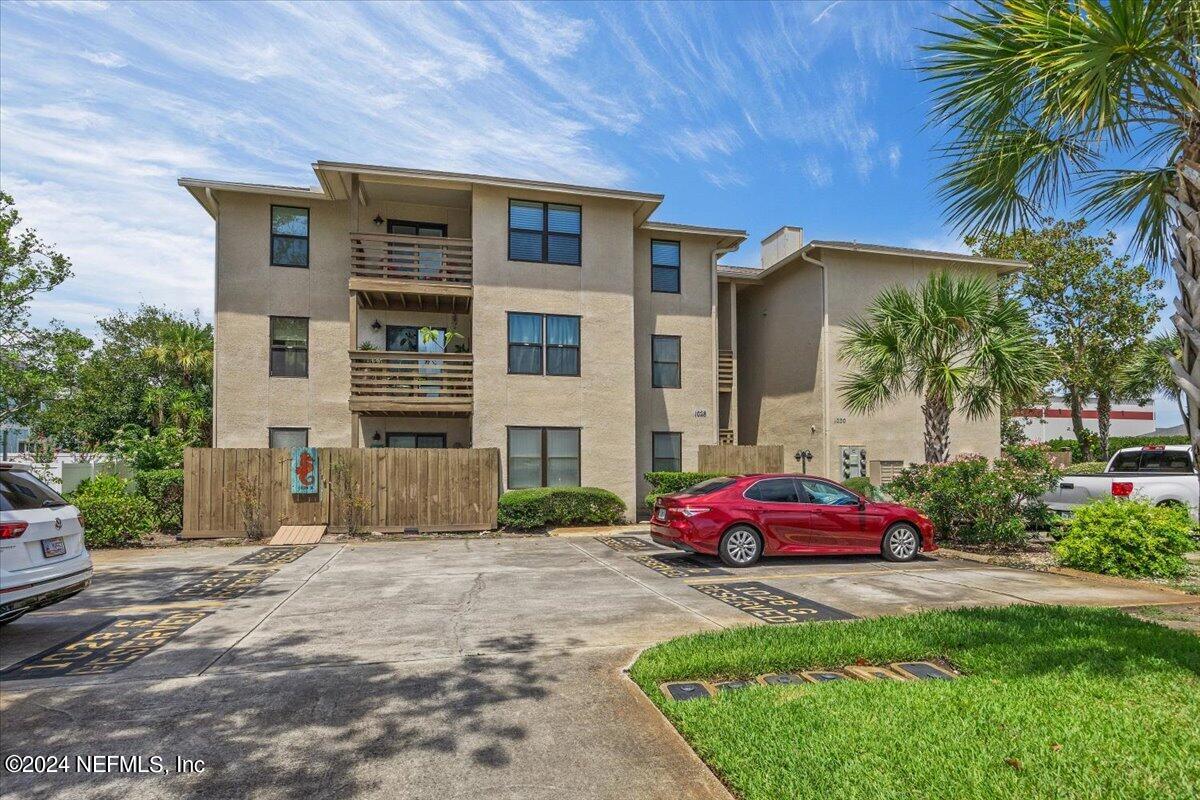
xmin=921 ymin=0 xmax=1200 ymax=461
xmin=969 ymin=220 xmax=1164 ymax=458
xmin=839 ymin=271 xmax=1053 ymax=463
xmin=35 ymin=306 xmax=213 ymax=454
xmin=1119 ymin=331 xmax=1189 ymax=437
xmin=0 ymin=190 xmax=90 ymax=428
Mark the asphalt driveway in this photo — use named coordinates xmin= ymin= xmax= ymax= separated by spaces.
xmin=0 ymin=534 xmax=1189 ymax=800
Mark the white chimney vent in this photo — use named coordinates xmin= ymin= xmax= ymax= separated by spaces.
xmin=760 ymin=226 xmax=804 ymax=268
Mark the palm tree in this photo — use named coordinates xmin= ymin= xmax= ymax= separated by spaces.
xmin=1119 ymin=331 xmax=1190 ymax=437
xmin=145 ymin=323 xmax=213 ymax=390
xmin=921 ymin=0 xmax=1199 ymax=457
xmin=839 ymin=272 xmax=1052 ymax=463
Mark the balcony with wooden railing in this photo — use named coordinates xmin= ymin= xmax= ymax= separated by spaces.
xmin=349 ymin=351 xmax=473 ymax=415
xmin=349 ymin=233 xmax=473 ymax=312
xmin=718 ymin=349 xmax=734 ymax=393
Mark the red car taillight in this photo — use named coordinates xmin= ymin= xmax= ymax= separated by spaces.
xmin=0 ymin=521 xmax=29 ymax=539
xmin=669 ymin=506 xmax=710 ymax=520
xmin=1111 ymin=481 xmax=1134 ymax=498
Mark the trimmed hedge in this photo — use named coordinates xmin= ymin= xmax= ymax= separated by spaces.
xmin=135 ymin=468 xmax=184 ymax=533
xmin=498 ymin=487 xmax=626 ymax=530
xmin=1044 ymin=434 xmax=1189 ymax=462
xmin=1068 ymin=461 xmax=1108 ymax=474
xmin=643 ymin=471 xmax=727 ymax=494
xmin=68 ymin=474 xmax=155 ymax=548
xmin=1054 ymin=498 xmax=1195 ymax=578
xmin=843 ymin=477 xmax=875 ymax=497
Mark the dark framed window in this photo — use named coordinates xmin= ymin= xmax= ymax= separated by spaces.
xmin=270 ymin=205 xmax=309 ymax=268
xmin=269 ymin=316 xmax=308 ymax=377
xmin=652 ymin=432 xmax=682 ymax=472
xmin=509 ymin=200 xmax=581 ymax=265
xmin=507 ymin=427 xmax=580 ymax=488
xmin=386 ymin=219 xmax=448 ymax=237
xmin=651 ymin=335 xmax=681 ymax=388
xmin=268 ymin=427 xmax=309 ymax=449
xmin=651 ymin=239 xmax=680 ymax=293
xmin=386 ymin=432 xmax=446 ymax=448
xmin=385 ymin=325 xmax=419 ymax=352
xmin=508 ymin=312 xmax=580 ymax=376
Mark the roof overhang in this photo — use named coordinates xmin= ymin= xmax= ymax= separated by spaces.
xmin=178 ymin=177 xmax=329 ymax=218
xmin=742 ymin=240 xmax=1027 ymax=282
xmin=640 ymin=220 xmax=746 ymax=250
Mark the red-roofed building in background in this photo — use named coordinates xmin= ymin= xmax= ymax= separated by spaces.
xmin=1011 ymin=396 xmax=1156 ymax=443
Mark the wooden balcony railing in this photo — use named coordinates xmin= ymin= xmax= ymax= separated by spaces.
xmin=718 ymin=349 xmax=734 ymax=393
xmin=349 ymin=351 xmax=473 ymax=414
xmin=349 ymin=233 xmax=472 ymax=287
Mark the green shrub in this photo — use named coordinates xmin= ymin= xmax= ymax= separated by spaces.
xmin=887 ymin=447 xmax=1060 ymax=547
xmin=135 ymin=468 xmax=184 ymax=533
xmin=1053 ymin=498 xmax=1195 ymax=578
xmin=68 ymin=474 xmax=155 ymax=548
xmin=843 ymin=477 xmax=875 ymax=497
xmin=643 ymin=471 xmax=727 ymax=494
xmin=1042 ymin=434 xmax=1188 ymax=462
xmin=1069 ymin=461 xmax=1108 ymax=474
xmin=498 ymin=487 xmax=626 ymax=530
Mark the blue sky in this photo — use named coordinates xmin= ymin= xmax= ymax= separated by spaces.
xmin=0 ymin=0 xmax=1181 ymax=424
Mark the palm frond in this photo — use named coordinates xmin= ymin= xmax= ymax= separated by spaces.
xmin=1080 ymin=167 xmax=1176 ymax=266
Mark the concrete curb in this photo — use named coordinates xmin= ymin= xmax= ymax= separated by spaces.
xmin=937 ymin=548 xmax=1196 ymax=598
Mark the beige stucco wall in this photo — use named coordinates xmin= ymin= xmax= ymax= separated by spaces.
xmin=633 ymin=231 xmax=720 ymax=506
xmin=212 ymin=191 xmax=353 ymax=447
xmin=468 ymin=184 xmax=640 ymax=514
xmin=734 ymin=248 xmax=1003 ymax=481
xmin=734 ymin=263 xmax=826 ymax=472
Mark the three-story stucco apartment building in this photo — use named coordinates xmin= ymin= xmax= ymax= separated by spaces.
xmin=181 ymin=162 xmax=1022 ymax=512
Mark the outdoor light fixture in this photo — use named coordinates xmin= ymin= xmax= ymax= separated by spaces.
xmin=373 ymin=214 xmax=384 ymax=226
xmin=371 ymin=319 xmax=382 ymax=331
xmin=372 ymin=432 xmax=381 ymax=442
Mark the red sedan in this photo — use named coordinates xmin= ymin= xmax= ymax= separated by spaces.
xmin=650 ymin=474 xmax=935 ymax=567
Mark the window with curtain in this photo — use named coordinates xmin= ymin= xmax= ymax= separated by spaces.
xmin=545 ymin=315 xmax=580 ymax=376
xmin=508 ymin=313 xmax=580 ymax=375
xmin=270 ymin=206 xmax=309 ymax=267
xmin=507 ymin=427 xmax=581 ymax=488
xmin=268 ymin=427 xmax=308 ymax=449
xmin=652 ymin=432 xmax=682 ymax=472
xmin=508 ymin=200 xmax=581 ymax=265
xmin=651 ymin=239 xmax=680 ymax=293
xmin=507 ymin=313 xmax=543 ymax=374
xmin=269 ymin=316 xmax=308 ymax=377
xmin=651 ymin=335 xmax=681 ymax=388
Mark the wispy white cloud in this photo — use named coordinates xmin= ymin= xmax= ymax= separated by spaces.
xmin=887 ymin=144 xmax=902 ymax=175
xmin=80 ymin=50 xmax=127 ymax=68
xmin=801 ymin=155 xmax=834 ymax=188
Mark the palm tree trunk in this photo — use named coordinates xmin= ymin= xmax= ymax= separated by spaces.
xmin=1167 ymin=126 xmax=1200 ymax=486
xmin=921 ymin=393 xmax=951 ymax=463
xmin=1066 ymin=387 xmax=1092 ymax=461
xmin=1095 ymin=390 xmax=1112 ymax=461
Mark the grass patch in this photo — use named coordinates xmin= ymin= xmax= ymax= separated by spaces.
xmin=630 ymin=606 xmax=1200 ymax=800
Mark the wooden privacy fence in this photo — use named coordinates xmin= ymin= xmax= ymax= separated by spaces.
xmin=183 ymin=447 xmax=500 ymax=539
xmin=698 ymin=444 xmax=785 ymax=474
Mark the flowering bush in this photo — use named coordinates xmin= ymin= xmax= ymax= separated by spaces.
xmin=887 ymin=446 xmax=1060 ymax=547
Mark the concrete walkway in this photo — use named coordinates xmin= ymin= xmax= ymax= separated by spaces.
xmin=0 ymin=536 xmax=1188 ymax=800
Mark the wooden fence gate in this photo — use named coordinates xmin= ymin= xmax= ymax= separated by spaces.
xmin=183 ymin=447 xmax=500 ymax=539
xmin=698 ymin=444 xmax=785 ymax=474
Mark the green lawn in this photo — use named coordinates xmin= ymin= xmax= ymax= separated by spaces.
xmin=630 ymin=606 xmax=1200 ymax=800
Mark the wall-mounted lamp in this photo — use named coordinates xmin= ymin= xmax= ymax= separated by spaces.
xmin=372 ymin=431 xmax=381 ymax=442
xmin=371 ymin=319 xmax=382 ymax=331
xmin=373 ymin=214 xmax=384 ymax=227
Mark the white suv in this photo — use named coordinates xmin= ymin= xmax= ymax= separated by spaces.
xmin=0 ymin=463 xmax=92 ymax=625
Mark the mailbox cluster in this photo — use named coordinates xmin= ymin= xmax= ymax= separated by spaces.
xmin=661 ymin=661 xmax=957 ymax=701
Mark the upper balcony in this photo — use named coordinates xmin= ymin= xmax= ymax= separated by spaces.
xmin=349 ymin=233 xmax=473 ymax=313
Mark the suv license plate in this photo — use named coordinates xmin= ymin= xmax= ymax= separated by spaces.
xmin=42 ymin=537 xmax=67 ymax=558
xmin=655 ymin=508 xmax=667 ymax=521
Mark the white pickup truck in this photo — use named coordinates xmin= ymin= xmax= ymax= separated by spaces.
xmin=1044 ymin=444 xmax=1199 ymax=520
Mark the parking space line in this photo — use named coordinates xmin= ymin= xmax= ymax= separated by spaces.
xmin=196 ymin=545 xmax=346 ymax=676
xmin=563 ymin=541 xmax=730 ymax=630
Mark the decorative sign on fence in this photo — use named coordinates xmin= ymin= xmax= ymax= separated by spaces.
xmin=291 ymin=447 xmax=319 ymax=494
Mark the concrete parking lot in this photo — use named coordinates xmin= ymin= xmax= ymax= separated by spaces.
xmin=0 ymin=535 xmax=1190 ymax=800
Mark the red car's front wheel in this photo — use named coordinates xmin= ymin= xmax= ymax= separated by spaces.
xmin=881 ymin=523 xmax=920 ymax=562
